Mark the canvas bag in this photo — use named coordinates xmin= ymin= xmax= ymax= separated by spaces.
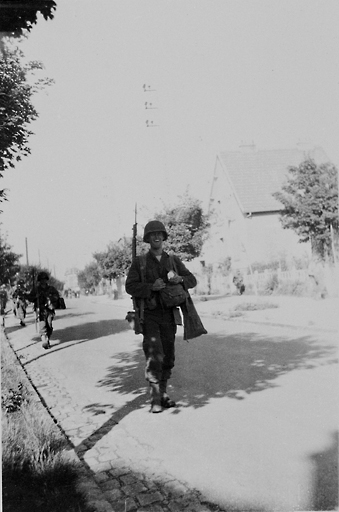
xmin=160 ymin=255 xmax=188 ymax=308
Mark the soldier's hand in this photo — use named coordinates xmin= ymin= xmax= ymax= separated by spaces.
xmin=152 ymin=278 xmax=166 ymax=291
xmin=169 ymin=273 xmax=183 ymax=284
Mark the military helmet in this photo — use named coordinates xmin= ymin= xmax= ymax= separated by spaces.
xmin=143 ymin=220 xmax=168 ymax=242
xmin=37 ymin=271 xmax=49 ymax=282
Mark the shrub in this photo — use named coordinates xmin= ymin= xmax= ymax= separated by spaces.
xmin=262 ymin=273 xmax=279 ymax=295
xmin=1 ymin=334 xmax=94 ymax=512
xmin=234 ymin=302 xmax=278 ymax=312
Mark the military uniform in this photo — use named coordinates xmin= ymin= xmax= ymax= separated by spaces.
xmin=125 ymin=221 xmax=197 ymax=412
xmin=0 ymin=285 xmax=8 ymax=326
xmin=26 ymin=272 xmax=60 ymax=349
xmin=12 ymin=281 xmax=27 ymax=326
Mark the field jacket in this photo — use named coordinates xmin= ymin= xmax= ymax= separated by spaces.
xmin=125 ymin=251 xmax=197 ymax=311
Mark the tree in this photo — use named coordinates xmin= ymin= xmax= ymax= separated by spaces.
xmin=0 ymin=230 xmax=21 ymax=284
xmin=273 ymin=159 xmax=338 ymax=261
xmin=0 ymin=43 xmax=53 ymax=202
xmin=0 ymin=0 xmax=56 ymax=37
xmin=94 ymin=238 xmax=133 ymax=281
xmin=17 ymin=264 xmax=64 ymax=291
xmin=155 ymin=194 xmax=210 ymax=261
xmin=77 ymin=261 xmax=102 ymax=291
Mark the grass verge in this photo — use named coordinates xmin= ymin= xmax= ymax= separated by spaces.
xmin=1 ymin=329 xmax=95 ymax=512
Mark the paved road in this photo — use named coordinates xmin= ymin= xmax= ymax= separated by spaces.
xmin=6 ymin=296 xmax=338 ymax=512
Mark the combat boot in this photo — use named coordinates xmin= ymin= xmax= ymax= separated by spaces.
xmin=149 ymin=382 xmax=162 ymax=413
xmin=41 ymin=335 xmax=50 ymax=350
xmin=159 ymin=379 xmax=176 ymax=408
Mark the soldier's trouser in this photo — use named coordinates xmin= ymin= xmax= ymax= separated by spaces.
xmin=16 ymin=300 xmax=26 ymax=321
xmin=142 ymin=308 xmax=176 ymax=385
xmin=39 ymin=310 xmax=54 ymax=339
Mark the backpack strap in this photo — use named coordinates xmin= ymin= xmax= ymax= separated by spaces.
xmin=137 ymin=254 xmax=147 ymax=325
xmin=139 ymin=254 xmax=147 ymax=283
xmin=169 ymin=254 xmax=178 ymax=274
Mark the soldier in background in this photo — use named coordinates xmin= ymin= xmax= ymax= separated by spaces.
xmin=0 ymin=284 xmax=8 ymax=327
xmin=12 ymin=279 xmax=28 ymax=327
xmin=26 ymin=271 xmax=60 ymax=349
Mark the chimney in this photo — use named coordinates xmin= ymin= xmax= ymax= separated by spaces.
xmin=239 ymin=140 xmax=256 ymax=153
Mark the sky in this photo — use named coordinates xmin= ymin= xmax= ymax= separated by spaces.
xmin=2 ymin=0 xmax=339 ymax=280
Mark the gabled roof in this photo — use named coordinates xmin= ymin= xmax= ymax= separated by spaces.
xmin=218 ymin=146 xmax=329 ymax=213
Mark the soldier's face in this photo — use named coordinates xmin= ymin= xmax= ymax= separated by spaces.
xmin=149 ymin=231 xmax=164 ymax=249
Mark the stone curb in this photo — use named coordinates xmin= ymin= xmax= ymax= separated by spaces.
xmin=2 ymin=324 xmax=226 ymax=511
xmin=1 ymin=325 xmax=114 ymax=512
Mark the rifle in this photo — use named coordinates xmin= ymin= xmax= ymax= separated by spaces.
xmin=126 ymin=204 xmax=144 ymax=334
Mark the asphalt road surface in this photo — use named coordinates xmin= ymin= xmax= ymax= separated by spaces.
xmin=6 ymin=296 xmax=338 ymax=512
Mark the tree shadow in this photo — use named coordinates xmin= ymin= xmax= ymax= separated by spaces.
xmin=54 ymin=319 xmax=130 ymax=345
xmin=75 ymin=328 xmax=337 ymax=457
xmin=309 ymin=430 xmax=338 ymax=511
xmin=53 ymin=310 xmax=93 ymax=321
xmin=174 ymin=331 xmax=338 ymax=408
xmin=22 ymin=319 xmax=132 ymax=365
xmin=5 ymin=324 xmax=27 ymax=334
xmin=96 ymin=330 xmax=337 ymax=411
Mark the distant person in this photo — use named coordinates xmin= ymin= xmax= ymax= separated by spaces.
xmin=233 ymin=271 xmax=245 ymax=295
xmin=125 ymin=220 xmax=198 ymax=413
xmin=0 ymin=284 xmax=8 ymax=327
xmin=26 ymin=272 xmax=60 ymax=349
xmin=12 ymin=279 xmax=28 ymax=327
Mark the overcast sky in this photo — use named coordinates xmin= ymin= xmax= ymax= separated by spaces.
xmin=2 ymin=0 xmax=339 ymax=279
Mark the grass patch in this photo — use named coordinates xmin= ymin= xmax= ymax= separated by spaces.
xmin=1 ymin=331 xmax=94 ymax=512
xmin=233 ymin=301 xmax=279 ymax=312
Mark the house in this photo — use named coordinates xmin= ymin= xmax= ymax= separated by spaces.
xmin=202 ymin=143 xmax=329 ymax=271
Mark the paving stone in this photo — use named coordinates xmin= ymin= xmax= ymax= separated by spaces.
xmin=109 ymin=466 xmax=131 ymax=478
xmin=168 ymin=501 xmax=184 ymax=512
xmin=137 ymin=492 xmax=164 ymax=507
xmin=94 ymin=472 xmax=110 ymax=483
xmin=162 ymin=481 xmax=189 ymax=498
xmin=114 ymin=497 xmax=138 ymax=511
xmin=137 ymin=504 xmax=166 ymax=512
xmin=122 ymin=481 xmax=148 ymax=496
xmin=120 ymin=474 xmax=140 ymax=485
xmin=104 ymin=488 xmax=124 ymax=502
xmin=87 ymin=499 xmax=114 ymax=512
xmin=93 ymin=461 xmax=114 ymax=472
xmin=101 ymin=479 xmax=121 ymax=491
xmin=98 ymin=452 xmax=117 ymax=463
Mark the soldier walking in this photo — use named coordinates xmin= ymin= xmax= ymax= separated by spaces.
xmin=12 ymin=279 xmax=28 ymax=327
xmin=26 ymin=271 xmax=60 ymax=349
xmin=125 ymin=220 xmax=197 ymax=413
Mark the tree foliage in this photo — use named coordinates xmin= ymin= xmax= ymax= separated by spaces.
xmin=77 ymin=261 xmax=102 ymax=291
xmin=94 ymin=238 xmax=133 ymax=280
xmin=0 ymin=231 xmax=21 ymax=284
xmin=273 ymin=159 xmax=338 ymax=261
xmin=0 ymin=44 xmax=54 ymax=202
xmin=155 ymin=194 xmax=210 ymax=261
xmin=0 ymin=0 xmax=56 ymax=36
xmin=17 ymin=264 xmax=64 ymax=291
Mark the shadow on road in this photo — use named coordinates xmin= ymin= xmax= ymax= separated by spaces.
xmin=72 ymin=327 xmax=338 ymax=511
xmin=52 ymin=318 xmax=130 ymax=345
xmin=96 ymin=329 xmax=337 ymax=411
xmin=309 ymin=430 xmax=339 ymax=511
xmin=21 ymin=318 xmax=132 ymax=365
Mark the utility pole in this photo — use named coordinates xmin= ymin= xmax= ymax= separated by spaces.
xmin=25 ymin=237 xmax=29 ymax=266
